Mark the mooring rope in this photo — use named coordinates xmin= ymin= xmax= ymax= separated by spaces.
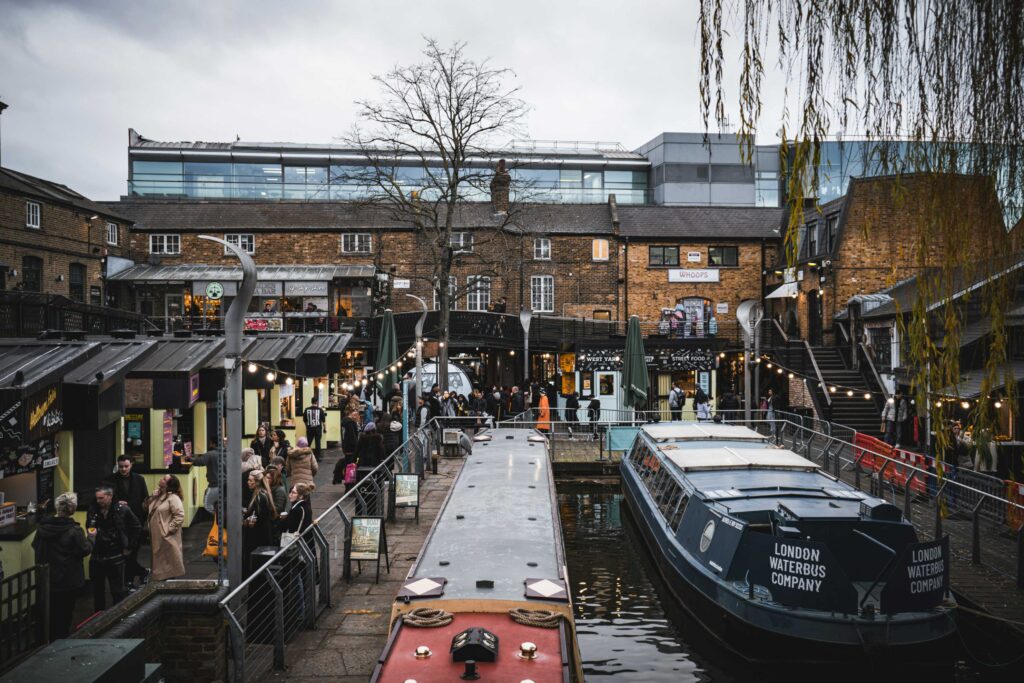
xmin=402 ymin=607 xmax=454 ymax=628
xmin=509 ymin=608 xmax=562 ymax=629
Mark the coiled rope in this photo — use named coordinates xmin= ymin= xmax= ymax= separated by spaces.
xmin=403 ymin=607 xmax=454 ymax=627
xmin=509 ymin=608 xmax=562 ymax=629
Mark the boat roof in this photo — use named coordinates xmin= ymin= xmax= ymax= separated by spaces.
xmin=408 ymin=427 xmax=564 ymax=602
xmin=661 ymin=445 xmax=819 ymax=473
xmin=642 ymin=422 xmax=769 ymax=443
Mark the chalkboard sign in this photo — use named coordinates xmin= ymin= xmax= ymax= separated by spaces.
xmin=351 ymin=517 xmax=383 ymax=560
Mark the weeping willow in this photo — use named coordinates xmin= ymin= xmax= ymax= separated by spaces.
xmin=699 ymin=0 xmax=1023 ymax=457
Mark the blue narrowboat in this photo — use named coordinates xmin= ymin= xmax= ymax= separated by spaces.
xmin=620 ymin=422 xmax=957 ymax=664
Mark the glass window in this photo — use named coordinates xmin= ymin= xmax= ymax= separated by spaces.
xmin=132 ymin=160 xmax=183 ymax=175
xmin=341 ymin=233 xmax=372 ymax=254
xmin=433 ymin=275 xmax=457 ymax=310
xmin=451 ymin=232 xmax=474 ymax=253
xmin=805 ymin=223 xmax=818 ymax=258
xmin=231 ymin=163 xmax=282 ymax=199
xmin=826 ymin=215 xmax=839 ymax=252
xmin=21 ymin=255 xmax=42 ymax=292
xmin=106 ymin=222 xmax=119 ymax=245
xmin=25 ymin=201 xmax=40 ymax=229
xmin=649 ymin=246 xmax=679 ymax=267
xmin=69 ymin=263 xmax=86 ymax=302
xmin=131 ymin=160 xmax=184 ymax=197
xmin=465 ymin=276 xmax=491 ymax=311
xmin=592 ymin=239 xmax=609 ymax=261
xmin=183 ymin=161 xmax=231 ymax=199
xmin=531 ymin=275 xmax=554 ymax=312
xmin=149 ymin=234 xmax=181 ymax=254
xmin=225 ymin=233 xmax=255 ymax=254
xmin=583 ymin=171 xmax=602 ymax=188
xmin=533 ymin=238 xmax=551 ymax=260
xmin=599 ymin=373 xmax=615 ymax=395
xmin=284 ymin=166 xmax=329 ymax=198
xmin=708 ymin=246 xmax=738 ymax=267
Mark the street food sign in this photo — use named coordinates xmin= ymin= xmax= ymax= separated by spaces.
xmin=647 ymin=347 xmax=716 ymax=371
xmin=746 ymin=534 xmax=858 ymax=613
xmin=880 ymin=537 xmax=949 ymax=613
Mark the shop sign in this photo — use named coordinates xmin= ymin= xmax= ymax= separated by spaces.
xmin=576 ymin=348 xmax=623 ymax=372
xmin=163 ymin=410 xmax=174 ymax=468
xmin=26 ymin=384 xmax=63 ymax=441
xmin=244 ymin=317 xmax=283 ymax=332
xmin=716 ymin=302 xmax=729 ymax=314
xmin=284 ymin=281 xmax=329 ymax=296
xmin=687 ymin=251 xmax=702 ymax=262
xmin=194 ymin=280 xmax=237 ymax=297
xmin=254 ymin=282 xmax=283 ymax=297
xmin=189 ymin=373 xmax=200 ymax=406
xmin=647 ymin=347 xmax=717 ymax=371
xmin=393 ymin=279 xmax=411 ymax=289
xmin=558 ymin=353 xmax=576 ymax=374
xmin=668 ymin=269 xmax=720 ymax=283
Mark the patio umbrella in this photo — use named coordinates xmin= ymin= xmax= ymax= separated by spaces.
xmin=622 ymin=315 xmax=649 ymax=408
xmin=375 ymin=309 xmax=398 ymax=396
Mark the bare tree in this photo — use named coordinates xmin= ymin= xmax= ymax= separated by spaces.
xmin=342 ymin=39 xmax=531 ymax=390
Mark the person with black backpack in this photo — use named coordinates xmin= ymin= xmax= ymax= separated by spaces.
xmin=668 ymin=381 xmax=685 ymax=421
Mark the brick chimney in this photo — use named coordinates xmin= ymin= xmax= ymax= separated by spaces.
xmin=490 ymin=159 xmax=511 ymax=214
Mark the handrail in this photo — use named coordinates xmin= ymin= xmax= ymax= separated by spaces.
xmin=802 ymin=340 xmax=832 ymax=406
xmin=836 ymin=320 xmax=851 ymax=344
xmin=771 ymin=318 xmax=789 ymax=343
xmin=858 ymin=341 xmax=891 ymax=400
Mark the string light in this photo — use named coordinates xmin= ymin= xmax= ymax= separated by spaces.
xmin=777 ymin=368 xmax=783 ymax=374
xmin=319 ymin=381 xmax=326 ymax=390
xmin=995 ymin=400 xmax=1003 ymax=409
xmin=766 ymin=363 xmax=773 ymax=368
xmin=864 ymin=393 xmax=872 ymax=400
xmin=787 ymin=372 xmax=794 ymax=379
xmin=829 ymin=386 xmax=836 ymax=393
xmin=377 ymin=372 xmax=384 ymax=380
xmin=846 ymin=390 xmax=854 ymax=397
xmin=960 ymin=401 xmax=970 ymax=410
xmin=285 ymin=376 xmax=293 ymax=385
xmin=247 ymin=363 xmax=257 ymax=373
xmin=265 ymin=370 xmax=276 ymax=382
xmin=936 ymin=400 xmax=943 ymax=408
xmin=887 ymin=397 xmax=894 ymax=404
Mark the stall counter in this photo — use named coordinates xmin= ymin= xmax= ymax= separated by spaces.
xmin=0 ymin=517 xmax=38 ymax=579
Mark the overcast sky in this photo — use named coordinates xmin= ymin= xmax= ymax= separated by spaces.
xmin=0 ymin=0 xmax=789 ymax=200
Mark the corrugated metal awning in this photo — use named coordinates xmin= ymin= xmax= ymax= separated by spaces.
xmin=108 ymin=263 xmax=375 ymax=282
xmin=63 ymin=340 xmax=158 ymax=389
xmin=0 ymin=342 xmax=100 ymax=397
xmin=130 ymin=338 xmax=225 ymax=375
xmin=943 ymin=361 xmax=1024 ymax=399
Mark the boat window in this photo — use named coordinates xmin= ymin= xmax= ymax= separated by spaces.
xmin=647 ymin=467 xmax=668 ymax=496
xmin=669 ymin=494 xmax=689 ymax=531
xmin=659 ymin=481 xmax=683 ymax=519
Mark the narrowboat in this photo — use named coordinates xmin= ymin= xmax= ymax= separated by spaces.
xmin=620 ymin=422 xmax=957 ymax=664
xmin=371 ymin=427 xmax=583 ymax=682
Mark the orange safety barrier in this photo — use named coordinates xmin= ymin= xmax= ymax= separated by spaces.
xmin=892 ymin=448 xmax=929 ymax=495
xmin=852 ymin=432 xmax=893 ymax=472
xmin=853 ymin=432 xmax=931 ymax=495
xmin=1007 ymin=480 xmax=1024 ymax=530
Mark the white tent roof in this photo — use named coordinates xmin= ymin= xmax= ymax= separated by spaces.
xmin=663 ymin=446 xmax=819 ymax=472
xmin=765 ymin=281 xmax=799 ymax=299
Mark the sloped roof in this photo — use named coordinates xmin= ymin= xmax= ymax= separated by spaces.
xmin=107 ymin=263 xmax=375 ymax=282
xmin=617 ymin=205 xmax=785 ymax=239
xmin=0 ymin=167 xmax=131 ymax=222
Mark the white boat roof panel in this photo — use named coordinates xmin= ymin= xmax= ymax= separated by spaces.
xmin=642 ymin=422 xmax=768 ymax=443
xmin=664 ymin=446 xmax=819 ymax=472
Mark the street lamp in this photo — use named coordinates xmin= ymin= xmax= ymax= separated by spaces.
xmin=736 ymin=301 xmax=764 ymax=423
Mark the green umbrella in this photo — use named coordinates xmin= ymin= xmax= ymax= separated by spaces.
xmin=375 ymin=309 xmax=398 ymax=395
xmin=622 ymin=315 xmax=649 ymax=408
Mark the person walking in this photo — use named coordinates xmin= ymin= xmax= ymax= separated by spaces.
xmin=765 ymin=387 xmax=779 ymax=440
xmin=881 ymin=391 xmax=907 ymax=446
xmin=695 ymin=387 xmax=712 ymax=421
xmin=270 ymin=429 xmax=291 ymax=461
xmin=510 ymin=386 xmax=525 ymax=417
xmin=719 ymin=389 xmax=741 ymax=422
xmin=354 ymin=423 xmax=386 ymax=514
xmin=565 ymin=391 xmax=580 ymax=425
xmin=282 ymin=483 xmax=315 ymax=536
xmin=242 ymin=469 xmax=277 ymax=577
xmin=668 ymin=381 xmax=685 ymax=421
xmin=303 ymin=396 xmax=327 ymax=459
xmin=537 ymin=389 xmax=551 ymax=432
xmin=33 ymin=492 xmax=92 ymax=640
xmin=104 ymin=455 xmax=148 ymax=587
xmin=189 ymin=440 xmax=222 ymax=515
xmin=250 ymin=425 xmax=273 ymax=468
xmin=381 ymin=411 xmax=403 ymax=458
xmin=341 ymin=410 xmax=360 ymax=463
xmin=240 ymin=447 xmax=263 ymax=508
xmin=286 ymin=436 xmax=318 ymax=489
xmin=86 ymin=485 xmax=141 ymax=611
xmin=145 ymin=475 xmax=185 ymax=582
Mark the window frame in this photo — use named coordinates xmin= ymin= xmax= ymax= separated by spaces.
xmin=224 ymin=233 xmax=256 ymax=255
xmin=805 ymin=223 xmax=818 ymax=258
xmin=450 ymin=232 xmax=474 ymax=253
xmin=433 ymin=275 xmax=458 ymax=310
xmin=106 ymin=221 xmax=119 ymax=246
xmin=533 ymin=237 xmax=551 ymax=260
xmin=465 ymin=275 xmax=491 ymax=311
xmin=25 ymin=201 xmax=41 ymax=229
xmin=340 ymin=232 xmax=372 ymax=254
xmin=592 ymin=238 xmax=610 ymax=262
xmin=707 ymin=245 xmax=739 ymax=268
xmin=21 ymin=255 xmax=43 ymax=292
xmin=648 ymin=246 xmax=680 ymax=267
xmin=68 ymin=263 xmax=87 ymax=302
xmin=530 ymin=274 xmax=554 ymax=313
xmin=149 ymin=233 xmax=181 ymax=255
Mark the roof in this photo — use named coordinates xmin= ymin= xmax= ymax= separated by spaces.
xmin=943 ymin=360 xmax=1024 ymax=399
xmin=0 ymin=167 xmax=132 ymax=222
xmin=617 ymin=205 xmax=785 ymax=239
xmin=129 ymin=338 xmax=224 ymax=374
xmin=62 ymin=340 xmax=158 ymax=390
xmin=662 ymin=445 xmax=819 ymax=473
xmin=0 ymin=342 xmax=100 ymax=396
xmin=641 ymin=422 xmax=769 ymax=443
xmin=103 ymin=198 xmax=616 ymax=235
xmin=107 ymin=264 xmax=375 ymax=282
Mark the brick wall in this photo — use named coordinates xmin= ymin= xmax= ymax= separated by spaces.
xmin=0 ymin=189 xmax=132 ymax=300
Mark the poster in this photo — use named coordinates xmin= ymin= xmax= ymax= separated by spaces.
xmin=351 ymin=517 xmax=382 ymax=560
xmin=244 ymin=317 xmax=283 ymax=332
xmin=394 ymin=474 xmax=419 ymax=507
xmin=189 ymin=373 xmax=200 ymax=406
xmin=163 ymin=410 xmax=174 ymax=467
xmin=1 ymin=435 xmax=56 ymax=478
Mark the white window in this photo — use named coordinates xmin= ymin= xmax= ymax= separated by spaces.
xmin=106 ymin=222 xmax=119 ymax=245
xmin=25 ymin=201 xmax=40 ymax=229
xmin=533 ymin=238 xmax=551 ymax=260
xmin=450 ymin=232 xmax=474 ymax=253
xmin=341 ymin=233 xmax=372 ymax=254
xmin=433 ymin=275 xmax=457 ymax=310
xmin=225 ymin=233 xmax=255 ymax=254
xmin=465 ymin=276 xmax=491 ymax=311
xmin=531 ymin=275 xmax=554 ymax=312
xmin=592 ymin=238 xmax=609 ymax=261
xmin=149 ymin=233 xmax=181 ymax=255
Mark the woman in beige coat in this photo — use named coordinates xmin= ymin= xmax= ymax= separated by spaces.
xmin=286 ymin=436 xmax=318 ymax=488
xmin=146 ymin=475 xmax=185 ymax=581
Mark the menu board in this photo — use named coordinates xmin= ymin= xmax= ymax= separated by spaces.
xmin=163 ymin=410 xmax=174 ymax=467
xmin=394 ymin=474 xmax=419 ymax=507
xmin=350 ymin=517 xmax=382 ymax=560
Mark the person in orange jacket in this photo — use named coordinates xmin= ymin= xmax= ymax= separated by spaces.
xmin=537 ymin=389 xmax=551 ymax=432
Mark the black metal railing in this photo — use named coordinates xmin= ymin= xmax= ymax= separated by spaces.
xmin=0 ymin=565 xmax=48 ymax=673
xmin=0 ymin=292 xmax=150 ymax=337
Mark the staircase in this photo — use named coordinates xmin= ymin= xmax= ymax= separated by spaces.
xmin=808 ymin=346 xmax=885 ymax=434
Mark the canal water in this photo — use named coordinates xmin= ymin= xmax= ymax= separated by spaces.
xmin=558 ymin=483 xmax=987 ymax=682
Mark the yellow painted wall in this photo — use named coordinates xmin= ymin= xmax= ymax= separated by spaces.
xmin=244 ymin=389 xmax=258 ymax=436
xmin=193 ymin=401 xmax=208 ymax=455
xmin=56 ymin=430 xmax=74 ymax=497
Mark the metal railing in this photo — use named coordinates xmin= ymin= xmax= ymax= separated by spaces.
xmin=0 ymin=565 xmax=48 ymax=673
xmin=0 ymin=291 xmax=150 ymax=338
xmin=218 ymin=419 xmax=442 ymax=682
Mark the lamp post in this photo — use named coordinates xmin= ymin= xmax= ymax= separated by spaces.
xmin=736 ymin=301 xmax=764 ymax=424
xmin=403 ymin=294 xmax=428 ymax=471
xmin=520 ymin=309 xmax=532 ymax=381
xmin=198 ymin=235 xmax=255 ymax=588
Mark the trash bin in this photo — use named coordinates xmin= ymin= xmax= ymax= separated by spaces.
xmin=245 ymin=546 xmax=282 ymax=645
xmin=245 ymin=545 xmax=307 ymax=643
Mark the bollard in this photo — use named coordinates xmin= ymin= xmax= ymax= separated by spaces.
xmin=903 ymin=471 xmax=917 ymax=523
xmin=971 ymin=499 xmax=984 ymax=565
xmin=934 ymin=482 xmax=946 ymax=540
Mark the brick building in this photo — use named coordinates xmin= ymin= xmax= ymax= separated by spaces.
xmin=1 ymin=167 xmax=134 ymax=303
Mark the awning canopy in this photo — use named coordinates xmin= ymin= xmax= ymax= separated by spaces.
xmin=108 ymin=263 xmax=375 ymax=282
xmin=129 ymin=338 xmax=225 ymax=375
xmin=765 ymin=282 xmax=799 ymax=299
xmin=63 ymin=340 xmax=158 ymax=391
xmin=943 ymin=360 xmax=1024 ymax=399
xmin=0 ymin=342 xmax=100 ymax=398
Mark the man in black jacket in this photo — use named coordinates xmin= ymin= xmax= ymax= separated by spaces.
xmin=33 ymin=492 xmax=92 ymax=639
xmin=303 ymin=395 xmax=327 ymax=459
xmin=104 ymin=455 xmax=148 ymax=587
xmin=86 ymin=485 xmax=141 ymax=611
